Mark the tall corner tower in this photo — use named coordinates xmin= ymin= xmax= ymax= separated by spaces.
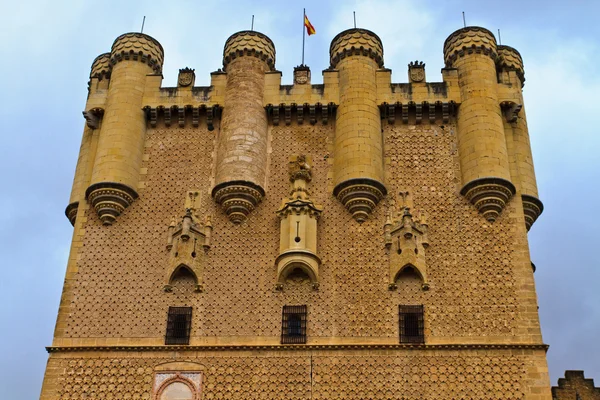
xmin=41 ymin=22 xmax=551 ymax=400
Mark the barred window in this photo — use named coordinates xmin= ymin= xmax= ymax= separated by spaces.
xmin=399 ymin=305 xmax=424 ymax=344
xmin=281 ymin=305 xmax=307 ymax=344
xmin=165 ymin=306 xmax=192 ymax=345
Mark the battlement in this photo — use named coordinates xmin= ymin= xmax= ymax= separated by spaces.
xmin=74 ymin=26 xmax=541 ymax=228
xmin=498 ymin=44 xmax=525 ymax=85
xmin=443 ymin=26 xmax=497 ymax=67
xmin=329 ymin=28 xmax=384 ymax=68
xmin=90 ymin=52 xmax=111 ymax=80
xmin=223 ymin=30 xmax=276 ymax=71
xmin=110 ymin=32 xmax=164 ymax=73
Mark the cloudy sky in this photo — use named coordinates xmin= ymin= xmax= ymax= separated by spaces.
xmin=1 ymin=0 xmax=599 ymax=398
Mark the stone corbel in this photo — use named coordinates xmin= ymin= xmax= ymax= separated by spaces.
xmin=501 ymin=101 xmax=522 ymax=123
xmin=82 ymin=108 xmax=104 ymax=129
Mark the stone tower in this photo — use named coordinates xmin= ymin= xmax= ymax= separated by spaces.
xmin=42 ymin=25 xmax=551 ymax=399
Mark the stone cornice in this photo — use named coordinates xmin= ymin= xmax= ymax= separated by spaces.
xmin=143 ymin=105 xmax=221 ymax=130
xmin=46 ymin=343 xmax=549 ymax=353
xmin=266 ymin=103 xmax=337 ymax=126
xmin=379 ymin=101 xmax=457 ymax=124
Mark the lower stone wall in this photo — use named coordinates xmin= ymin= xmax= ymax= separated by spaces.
xmin=40 ymin=347 xmax=552 ymax=399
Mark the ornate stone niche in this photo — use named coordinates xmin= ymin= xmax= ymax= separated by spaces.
xmin=385 ymin=206 xmax=430 ymax=291
xmin=164 ymin=199 xmax=213 ymax=293
xmin=275 ymin=155 xmax=323 ymax=291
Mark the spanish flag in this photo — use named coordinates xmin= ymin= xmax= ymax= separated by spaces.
xmin=304 ymin=14 xmax=316 ymax=36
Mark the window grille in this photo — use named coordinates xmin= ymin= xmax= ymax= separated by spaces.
xmin=165 ymin=306 xmax=192 ymax=345
xmin=399 ymin=305 xmax=424 ymax=344
xmin=281 ymin=305 xmax=307 ymax=344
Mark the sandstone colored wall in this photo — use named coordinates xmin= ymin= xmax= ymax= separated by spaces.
xmin=42 ymin=348 xmax=549 ymax=399
xmin=51 ymin=120 xmax=542 ymax=345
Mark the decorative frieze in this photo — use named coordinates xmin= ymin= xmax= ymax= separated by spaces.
xmin=143 ymin=105 xmax=221 ymax=130
xmin=380 ymin=101 xmax=456 ymax=124
xmin=266 ymin=103 xmax=337 ymax=126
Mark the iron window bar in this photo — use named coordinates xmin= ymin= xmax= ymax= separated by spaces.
xmin=399 ymin=304 xmax=424 ymax=344
xmin=165 ymin=306 xmax=192 ymax=345
xmin=281 ymin=305 xmax=307 ymax=344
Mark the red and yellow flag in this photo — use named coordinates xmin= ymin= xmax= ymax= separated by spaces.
xmin=304 ymin=14 xmax=316 ymax=36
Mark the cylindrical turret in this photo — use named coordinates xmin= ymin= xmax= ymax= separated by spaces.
xmin=86 ymin=33 xmax=164 ymax=225
xmin=65 ymin=53 xmax=111 ymax=226
xmin=497 ymin=45 xmax=543 ymax=230
xmin=212 ymin=31 xmax=275 ymax=224
xmin=444 ymin=27 xmax=515 ymax=222
xmin=330 ymin=29 xmax=387 ymax=223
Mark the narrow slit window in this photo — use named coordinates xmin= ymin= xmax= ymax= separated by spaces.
xmin=399 ymin=305 xmax=424 ymax=344
xmin=165 ymin=306 xmax=192 ymax=345
xmin=281 ymin=305 xmax=307 ymax=344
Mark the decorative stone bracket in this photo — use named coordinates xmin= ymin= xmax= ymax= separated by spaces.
xmin=460 ymin=177 xmax=516 ymax=223
xmin=143 ymin=104 xmax=221 ymax=131
xmin=379 ymin=101 xmax=456 ymax=125
xmin=501 ymin=101 xmax=522 ymax=123
xmin=82 ymin=108 xmax=104 ymax=129
xmin=385 ymin=206 xmax=430 ymax=291
xmin=164 ymin=204 xmax=213 ymax=293
xmin=266 ymin=103 xmax=337 ymax=126
xmin=275 ymin=155 xmax=323 ymax=291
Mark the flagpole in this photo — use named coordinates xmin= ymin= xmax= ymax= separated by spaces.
xmin=302 ymin=8 xmax=306 ymax=66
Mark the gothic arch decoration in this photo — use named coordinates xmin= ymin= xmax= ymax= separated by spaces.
xmin=385 ymin=205 xmax=430 ymax=291
xmin=394 ymin=263 xmax=425 ymax=283
xmin=164 ymin=198 xmax=213 ymax=293
xmin=275 ymin=155 xmax=323 ymax=291
xmin=153 ymin=371 xmax=202 ymax=400
xmin=167 ymin=263 xmax=200 ymax=292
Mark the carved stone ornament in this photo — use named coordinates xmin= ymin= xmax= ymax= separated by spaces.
xmin=82 ymin=108 xmax=104 ymax=129
xmin=460 ymin=177 xmax=516 ymax=222
xmin=333 ymin=178 xmax=387 ymax=223
xmin=212 ymin=181 xmax=265 ymax=224
xmin=408 ymin=60 xmax=426 ymax=83
xmin=164 ymin=206 xmax=213 ymax=293
xmin=385 ymin=205 xmax=430 ymax=291
xmin=85 ymin=182 xmax=138 ymax=225
xmin=275 ymin=155 xmax=323 ymax=291
xmin=294 ymin=65 xmax=310 ymax=85
xmin=501 ymin=101 xmax=522 ymax=123
xmin=178 ymin=67 xmax=195 ymax=87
